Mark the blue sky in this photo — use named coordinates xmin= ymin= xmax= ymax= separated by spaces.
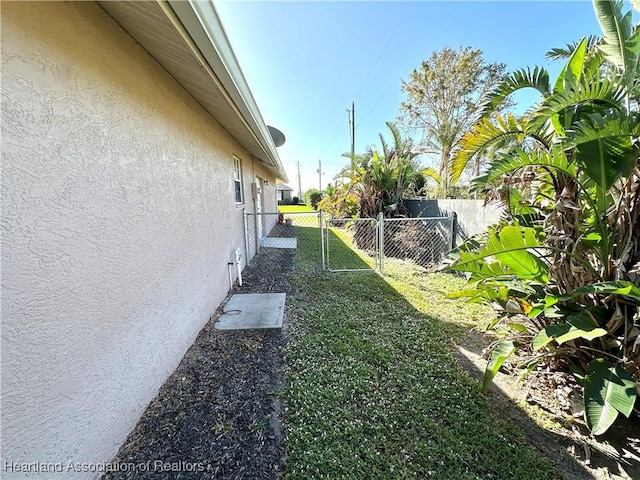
xmin=215 ymin=1 xmax=610 ymax=194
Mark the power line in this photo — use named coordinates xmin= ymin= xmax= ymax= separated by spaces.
xmin=322 ymin=112 xmax=348 ymax=158
xmin=352 ymin=18 xmax=403 ymax=102
xmin=355 ymin=82 xmax=397 ymax=129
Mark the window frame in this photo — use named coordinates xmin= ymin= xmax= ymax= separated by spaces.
xmin=233 ymin=156 xmax=243 ymax=204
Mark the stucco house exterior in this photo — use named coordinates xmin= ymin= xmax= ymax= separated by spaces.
xmin=1 ymin=1 xmax=287 ymax=478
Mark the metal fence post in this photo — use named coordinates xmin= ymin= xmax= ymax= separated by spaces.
xmin=319 ymin=210 xmax=325 ymax=270
xmin=375 ymin=220 xmax=379 ymax=270
xmin=243 ymin=208 xmax=250 ymax=261
xmin=449 ymin=214 xmax=455 ymax=250
xmin=378 ymin=212 xmax=385 ymax=275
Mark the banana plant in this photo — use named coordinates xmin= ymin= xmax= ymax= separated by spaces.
xmin=448 ymin=0 xmax=639 ymax=436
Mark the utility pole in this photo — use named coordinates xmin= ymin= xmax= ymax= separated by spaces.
xmin=296 ymin=160 xmax=302 ymax=199
xmin=317 ymin=159 xmax=323 ymax=192
xmin=347 ymin=101 xmax=355 ymax=179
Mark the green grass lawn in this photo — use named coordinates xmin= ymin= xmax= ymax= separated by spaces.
xmin=278 ymin=204 xmax=316 ymax=213
xmin=282 ymin=225 xmax=561 ymax=479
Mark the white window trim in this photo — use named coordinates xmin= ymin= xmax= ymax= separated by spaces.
xmin=233 ymin=156 xmax=243 ymax=205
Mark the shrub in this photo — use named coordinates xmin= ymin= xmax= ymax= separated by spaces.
xmin=317 ymin=185 xmax=359 ymax=219
xmin=303 ymin=189 xmax=323 ymax=209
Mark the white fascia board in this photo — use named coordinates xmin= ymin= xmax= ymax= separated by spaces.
xmin=164 ymin=0 xmax=288 ymax=182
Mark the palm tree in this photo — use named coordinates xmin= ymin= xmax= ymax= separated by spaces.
xmin=336 ymin=122 xmax=440 ymax=219
xmin=449 ymin=0 xmax=639 ymax=435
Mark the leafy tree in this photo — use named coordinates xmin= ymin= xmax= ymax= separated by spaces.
xmin=449 ymin=0 xmax=639 ymax=436
xmin=399 ymin=47 xmax=508 ymax=192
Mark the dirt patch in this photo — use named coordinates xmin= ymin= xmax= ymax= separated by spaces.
xmin=102 ymin=226 xmax=295 ymax=480
xmin=453 ymin=330 xmax=640 ymax=480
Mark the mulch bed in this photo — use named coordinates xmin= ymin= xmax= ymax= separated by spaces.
xmin=103 ymin=225 xmax=296 ymax=480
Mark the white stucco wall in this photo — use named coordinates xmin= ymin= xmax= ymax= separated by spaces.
xmin=406 ymin=199 xmax=504 ymax=246
xmin=1 ymin=2 xmax=276 ymax=478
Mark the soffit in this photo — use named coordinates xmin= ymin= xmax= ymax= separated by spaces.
xmin=97 ymin=0 xmax=287 ymax=181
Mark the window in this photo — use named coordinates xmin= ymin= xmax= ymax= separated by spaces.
xmin=233 ymin=156 xmax=243 ymax=204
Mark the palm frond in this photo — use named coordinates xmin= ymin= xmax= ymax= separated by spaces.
xmin=451 ymin=114 xmax=533 ymax=183
xmin=567 ymin=111 xmax=640 ymax=146
xmin=532 ymin=78 xmax=626 ymax=134
xmin=386 ymin=121 xmax=404 ymax=154
xmin=477 ymin=67 xmax=550 ymax=118
xmin=481 ymin=146 xmax=577 ymax=185
xmin=420 ymin=167 xmax=442 ymax=184
xmin=546 ymin=35 xmax=601 ymax=60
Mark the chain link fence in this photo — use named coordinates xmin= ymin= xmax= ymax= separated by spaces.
xmin=244 ymin=210 xmax=453 ymax=274
xmin=380 ymin=217 xmax=454 ymax=271
xmin=244 ymin=211 xmax=321 ymax=259
xmin=324 ymin=216 xmax=453 ymax=273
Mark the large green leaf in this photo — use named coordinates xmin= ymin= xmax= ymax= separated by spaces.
xmin=593 ymin=0 xmax=640 ymax=95
xmin=450 ymin=226 xmax=549 ymax=282
xmin=571 ymin=281 xmax=640 ymax=302
xmin=532 ymin=323 xmax=570 ymax=350
xmin=482 ymin=340 xmax=516 ymax=392
xmin=556 ymin=315 xmax=608 ymax=344
xmin=554 ymin=37 xmax=588 ymax=94
xmin=532 ymin=314 xmax=607 ymax=350
xmin=584 ymin=359 xmax=637 ymax=435
xmin=575 ymin=140 xmax=637 ymax=192
xmin=550 ymin=39 xmax=590 ymax=135
xmin=570 ymin=112 xmax=640 ymax=191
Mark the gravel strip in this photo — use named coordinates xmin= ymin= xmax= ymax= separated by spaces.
xmin=103 ymin=225 xmax=295 ymax=480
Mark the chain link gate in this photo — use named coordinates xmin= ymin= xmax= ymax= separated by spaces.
xmin=244 ymin=210 xmax=454 ymax=275
xmin=244 ymin=210 xmax=322 ymax=260
xmin=323 ymin=217 xmax=379 ymax=272
xmin=322 ymin=214 xmax=454 ymax=274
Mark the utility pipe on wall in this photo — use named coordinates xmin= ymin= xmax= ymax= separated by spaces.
xmin=227 ymin=262 xmax=234 ymax=290
xmin=235 ymin=248 xmax=243 ymax=286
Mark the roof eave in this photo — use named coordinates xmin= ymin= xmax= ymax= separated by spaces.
xmin=165 ymin=1 xmax=287 ymax=182
xmin=99 ymin=0 xmax=287 ymax=182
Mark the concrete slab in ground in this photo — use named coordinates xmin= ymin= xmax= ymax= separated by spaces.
xmin=260 ymin=237 xmax=297 ymax=249
xmin=215 ymin=293 xmax=286 ymax=330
